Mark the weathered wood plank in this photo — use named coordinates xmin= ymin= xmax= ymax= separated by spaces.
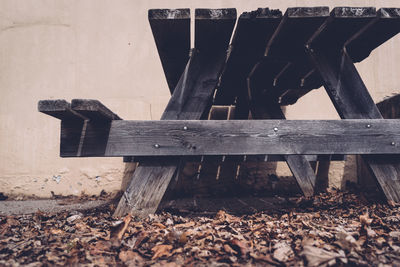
xmin=346 ymin=8 xmax=400 ymax=62
xmin=307 ymin=46 xmax=400 ymax=203
xmin=252 ymin=7 xmax=329 ymax=105
xmin=38 ymin=99 xmax=87 ymax=157
xmin=123 ymin=154 xmax=344 ymax=163
xmin=214 ymin=8 xmax=282 ymax=108
xmin=38 ymin=99 xmax=87 ymax=121
xmin=308 ymin=7 xmax=377 ymax=57
xmin=58 ymin=119 xmax=400 ymax=156
xmin=265 ymin=6 xmax=329 ymax=61
xmin=71 ymin=99 xmax=122 ymax=121
xmin=114 ymin=9 xmax=236 ymax=218
xmin=194 ymin=8 xmax=236 ymax=54
xmin=149 ymin=9 xmax=191 ymax=94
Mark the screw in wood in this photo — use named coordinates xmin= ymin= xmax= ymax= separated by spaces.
xmin=183 ymin=126 xmax=188 ymax=130
xmin=273 ymin=127 xmax=278 ymax=132
xmin=366 ymin=124 xmax=371 ymax=128
xmin=154 ymin=144 xmax=160 ymax=148
xmin=392 ymin=142 xmax=396 ymax=146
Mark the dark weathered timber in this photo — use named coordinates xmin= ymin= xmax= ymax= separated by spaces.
xmin=346 ymin=8 xmax=400 ymax=62
xmin=265 ymin=7 xmax=329 ymax=61
xmin=194 ymin=9 xmax=236 ymax=54
xmin=256 ymin=7 xmax=329 ymax=105
xmin=57 ymin=119 xmax=400 ymax=156
xmin=307 ymin=47 xmax=400 ymax=203
xmin=308 ymin=49 xmax=381 ymax=119
xmin=249 ymin=99 xmax=316 ymax=197
xmin=278 ymin=69 xmax=323 ymax=106
xmin=38 ymin=99 xmax=88 ymax=157
xmin=308 ymin=7 xmax=377 ymax=57
xmin=214 ymin=8 xmax=282 ymax=109
xmin=149 ymin=9 xmax=191 ymax=94
xmin=71 ymin=99 xmax=122 ymax=121
xmin=114 ymin=9 xmax=236 ymax=218
xmin=38 ymin=99 xmax=87 ymax=121
xmin=211 ymin=9 xmax=282 ymax=175
xmin=247 ymin=59 xmax=288 ymax=105
xmin=123 ymin=154 xmax=344 ymax=163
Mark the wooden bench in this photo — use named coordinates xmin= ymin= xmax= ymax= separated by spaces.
xmin=38 ymin=6 xmax=400 ymax=217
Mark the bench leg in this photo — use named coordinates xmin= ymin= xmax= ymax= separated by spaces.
xmin=114 ymin=9 xmax=236 ymax=217
xmin=308 ymin=48 xmax=400 ymax=204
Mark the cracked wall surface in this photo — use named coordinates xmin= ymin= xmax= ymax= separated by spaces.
xmin=0 ymin=0 xmax=399 ymax=197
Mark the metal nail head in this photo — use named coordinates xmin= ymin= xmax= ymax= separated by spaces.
xmin=273 ymin=127 xmax=278 ymax=132
xmin=183 ymin=126 xmax=188 ymax=130
xmin=392 ymin=142 xmax=396 ymax=146
xmin=366 ymin=124 xmax=371 ymax=128
xmin=154 ymin=144 xmax=160 ymax=148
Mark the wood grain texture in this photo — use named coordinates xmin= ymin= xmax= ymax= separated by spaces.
xmin=250 ymin=100 xmax=316 ymax=197
xmin=265 ymin=6 xmax=329 ymax=61
xmin=307 ymin=46 xmax=400 ymax=203
xmin=346 ymin=8 xmax=400 ymax=62
xmin=71 ymin=99 xmax=122 ymax=121
xmin=114 ymin=9 xmax=236 ymax=218
xmin=148 ymin=9 xmax=191 ymax=94
xmin=214 ymin=8 xmax=282 ymax=109
xmin=38 ymin=99 xmax=87 ymax=121
xmin=307 ymin=7 xmax=377 ymax=57
xmin=58 ymin=119 xmax=400 ymax=157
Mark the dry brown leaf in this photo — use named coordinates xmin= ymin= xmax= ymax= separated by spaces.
xmin=230 ymin=239 xmax=250 ymax=256
xmin=134 ymin=231 xmax=149 ymax=249
xmin=152 ymin=222 xmax=166 ymax=229
xmin=224 ymin=244 xmax=237 ymax=255
xmin=119 ymin=250 xmax=142 ymax=263
xmin=152 ymin=244 xmax=173 ymax=260
xmin=360 ymin=212 xmax=372 ymax=226
xmin=301 ymin=245 xmax=346 ymax=267
xmin=273 ymin=242 xmax=293 ymax=262
xmin=250 ymin=253 xmax=279 ymax=265
xmin=174 ymin=221 xmax=195 ymax=228
xmin=178 ymin=231 xmax=188 ymax=245
xmin=110 ymin=214 xmax=132 ymax=241
xmin=50 ymin=228 xmax=64 ymax=235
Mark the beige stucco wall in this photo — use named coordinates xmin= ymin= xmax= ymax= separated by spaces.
xmin=0 ymin=0 xmax=399 ymax=197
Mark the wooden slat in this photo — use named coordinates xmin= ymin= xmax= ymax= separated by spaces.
xmin=247 ymin=59 xmax=288 ymax=105
xmin=38 ymin=99 xmax=89 ymax=157
xmin=194 ymin=8 xmax=236 ymax=54
xmin=265 ymin=6 xmax=329 ymax=61
xmin=307 ymin=46 xmax=400 ymax=203
xmin=114 ymin=9 xmax=236 ymax=218
xmin=149 ymin=9 xmax=191 ymax=94
xmin=254 ymin=7 xmax=329 ymax=105
xmin=38 ymin=99 xmax=87 ymax=121
xmin=308 ymin=7 xmax=377 ymax=57
xmin=71 ymin=99 xmax=121 ymax=121
xmin=214 ymin=8 xmax=282 ymax=107
xmin=57 ymin=119 xmax=400 ymax=156
xmin=124 ymin=154 xmax=345 ymax=163
xmin=346 ymin=8 xmax=400 ymax=62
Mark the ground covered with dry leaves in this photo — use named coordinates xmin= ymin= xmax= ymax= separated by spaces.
xmin=1 ymin=190 xmax=400 ymax=266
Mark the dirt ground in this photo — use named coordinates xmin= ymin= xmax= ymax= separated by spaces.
xmin=1 ymin=189 xmax=400 ymax=266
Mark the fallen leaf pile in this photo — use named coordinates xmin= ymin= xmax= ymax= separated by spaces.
xmin=1 ymin=190 xmax=400 ymax=266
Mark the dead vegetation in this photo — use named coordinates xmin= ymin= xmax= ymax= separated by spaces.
xmin=1 ymin=190 xmax=400 ymax=266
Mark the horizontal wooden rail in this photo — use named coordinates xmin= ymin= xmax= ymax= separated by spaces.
xmin=58 ymin=119 xmax=400 ymax=157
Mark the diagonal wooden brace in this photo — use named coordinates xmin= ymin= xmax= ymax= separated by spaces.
xmin=113 ymin=8 xmax=237 ymax=217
